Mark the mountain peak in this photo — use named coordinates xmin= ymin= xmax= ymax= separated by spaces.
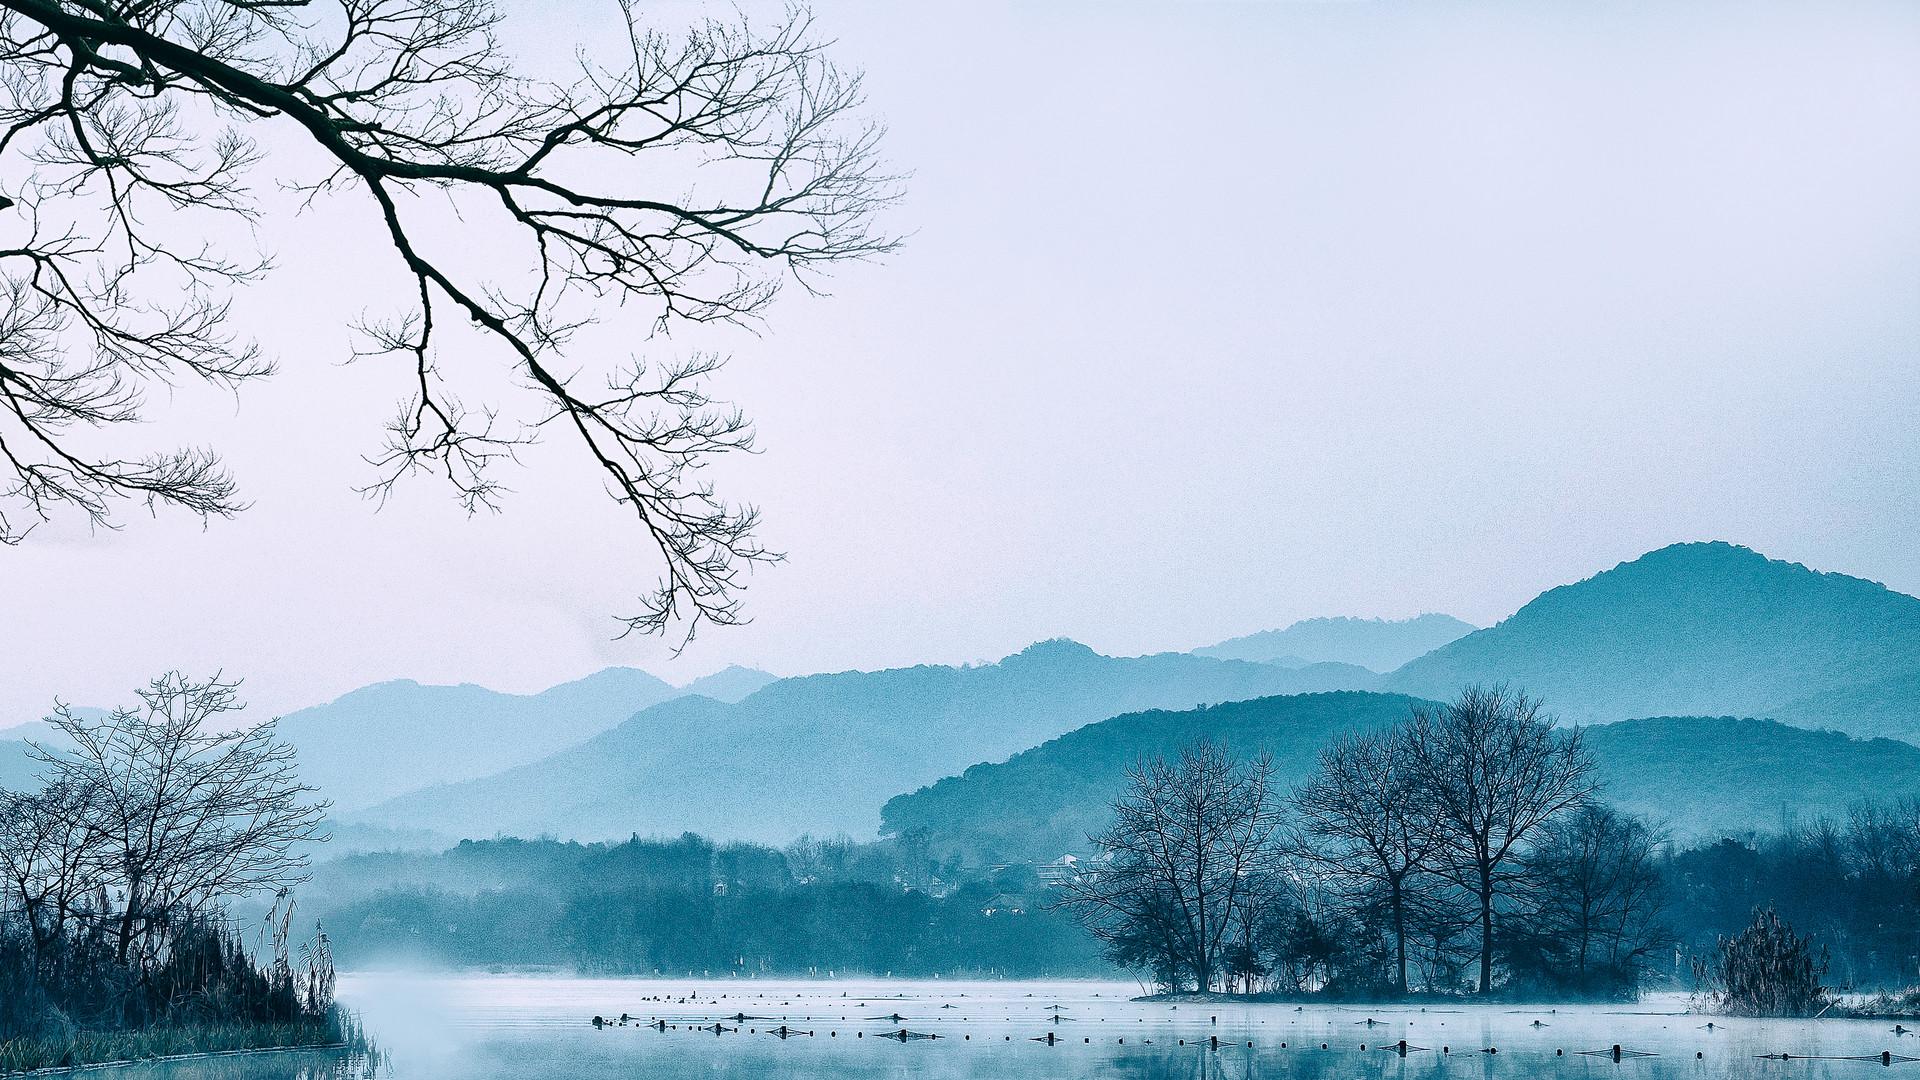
xmin=542 ymin=666 xmax=673 ymax=696
xmin=1388 ymin=542 xmax=1920 ymax=726
xmin=1615 ymin=541 xmax=1780 ymax=575
xmin=679 ymin=666 xmax=779 ymax=703
xmin=1002 ymin=638 xmax=1102 ymax=665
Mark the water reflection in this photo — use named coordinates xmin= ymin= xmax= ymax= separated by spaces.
xmin=103 ymin=976 xmax=1917 ymax=1080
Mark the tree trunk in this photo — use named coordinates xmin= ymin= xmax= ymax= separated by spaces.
xmin=1391 ymin=878 xmax=1409 ymax=995
xmin=117 ymin=875 xmax=140 ymax=966
xmin=1477 ymin=867 xmax=1494 ymax=994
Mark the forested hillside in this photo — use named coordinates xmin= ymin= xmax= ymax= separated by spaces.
xmin=883 ymin=694 xmax=1920 ymax=861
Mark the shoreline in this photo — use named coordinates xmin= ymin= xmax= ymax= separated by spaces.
xmin=0 ymin=1018 xmax=366 ymax=1078
xmin=1 ymin=1042 xmax=352 ymax=1079
xmin=1130 ymin=991 xmax=1920 ymax=1021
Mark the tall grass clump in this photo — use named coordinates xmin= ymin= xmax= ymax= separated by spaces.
xmin=1692 ymin=907 xmax=1831 ymax=1017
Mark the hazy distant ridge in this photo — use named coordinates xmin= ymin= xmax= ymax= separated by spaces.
xmin=232 ymin=664 xmax=775 ymax=813
xmin=345 ymin=640 xmax=1381 ymax=844
xmin=1196 ymin=613 xmax=1477 ymax=671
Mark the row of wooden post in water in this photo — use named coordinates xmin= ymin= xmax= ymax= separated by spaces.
xmin=587 ymin=1015 xmax=1917 ymax=1065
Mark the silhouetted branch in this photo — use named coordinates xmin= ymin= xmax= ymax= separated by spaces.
xmin=0 ymin=0 xmax=900 ymax=638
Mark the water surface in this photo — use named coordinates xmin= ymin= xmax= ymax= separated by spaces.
xmin=104 ymin=975 xmax=1920 ymax=1079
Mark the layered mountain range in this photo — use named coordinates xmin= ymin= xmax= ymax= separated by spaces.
xmin=8 ymin=541 xmax=1918 ymax=856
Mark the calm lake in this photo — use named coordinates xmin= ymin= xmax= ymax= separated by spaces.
xmin=102 ymin=975 xmax=1920 ymax=1079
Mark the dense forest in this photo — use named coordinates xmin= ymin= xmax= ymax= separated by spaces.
xmin=304 ymin=833 xmax=1099 ymax=976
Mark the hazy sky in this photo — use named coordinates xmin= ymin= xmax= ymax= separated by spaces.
xmin=4 ymin=0 xmax=1919 ymax=725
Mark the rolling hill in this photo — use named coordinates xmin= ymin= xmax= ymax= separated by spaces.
xmin=880 ymin=693 xmax=1920 ymax=862
xmin=1763 ymin=671 xmax=1920 ymax=744
xmin=1196 ymin=614 xmax=1477 ymax=671
xmin=0 ymin=737 xmax=38 ymax=793
xmin=1581 ymin=715 xmax=1920 ymax=835
xmin=681 ymin=666 xmax=780 ymax=703
xmin=346 ymin=640 xmax=1381 ymax=844
xmin=1384 ymin=542 xmax=1920 ymax=732
xmin=882 ymin=691 xmax=1428 ymax=863
xmin=275 ymin=667 xmax=686 ymax=811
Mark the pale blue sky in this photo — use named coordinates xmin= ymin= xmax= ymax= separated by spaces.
xmin=3 ymin=0 xmax=1918 ymax=723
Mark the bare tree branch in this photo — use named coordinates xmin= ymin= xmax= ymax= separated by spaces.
xmin=0 ymin=0 xmax=900 ymax=639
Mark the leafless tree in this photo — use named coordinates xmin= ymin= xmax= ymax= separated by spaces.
xmin=1292 ymin=726 xmax=1443 ymax=995
xmin=1058 ymin=740 xmax=1285 ymax=992
xmin=1843 ymin=798 xmax=1920 ymax=882
xmin=0 ymin=0 xmax=900 ymax=639
xmin=1405 ymin=684 xmax=1596 ymax=994
xmin=30 ymin=672 xmax=327 ymax=966
xmin=1518 ymin=803 xmax=1669 ymax=992
xmin=0 ymin=778 xmax=94 ymax=964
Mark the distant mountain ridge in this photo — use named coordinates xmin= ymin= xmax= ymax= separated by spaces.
xmin=0 ymin=737 xmax=37 ymax=793
xmin=327 ymin=541 xmax=1920 ymax=845
xmin=1196 ymin=614 xmax=1477 ymax=672
xmin=344 ymin=640 xmax=1382 ymax=844
xmin=19 ymin=540 xmax=1920 ymax=856
xmin=883 ymin=691 xmax=1429 ymax=863
xmin=881 ymin=692 xmax=1920 ymax=862
xmin=681 ymin=665 xmax=781 ymax=703
xmin=276 ymin=667 xmax=685 ymax=811
xmin=1384 ymin=542 xmax=1920 ymax=734
xmin=1 ymin=666 xmax=782 ymax=812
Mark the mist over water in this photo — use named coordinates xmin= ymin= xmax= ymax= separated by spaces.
xmin=107 ymin=974 xmax=1920 ymax=1080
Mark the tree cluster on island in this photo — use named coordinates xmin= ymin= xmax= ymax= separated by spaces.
xmin=1057 ymin=685 xmax=1852 ymax=1010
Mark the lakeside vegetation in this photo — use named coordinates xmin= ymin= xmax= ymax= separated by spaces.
xmin=0 ymin=675 xmax=355 ymax=1070
xmin=295 ymin=797 xmax=1920 ymax=1013
xmin=1060 ymin=686 xmax=1621 ymax=998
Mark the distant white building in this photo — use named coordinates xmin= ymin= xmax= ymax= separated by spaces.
xmin=1036 ymin=854 xmax=1081 ymax=887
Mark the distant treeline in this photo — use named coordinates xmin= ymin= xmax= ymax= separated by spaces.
xmin=1666 ymin=803 xmax=1920 ymax=991
xmin=303 ymin=803 xmax=1920 ymax=997
xmin=306 ymin=833 xmax=1100 ymax=977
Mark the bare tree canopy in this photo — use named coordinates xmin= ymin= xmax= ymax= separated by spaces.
xmin=2 ymin=674 xmax=336 ymax=1035
xmin=1515 ymin=803 xmax=1669 ymax=994
xmin=1058 ymin=741 xmax=1285 ymax=993
xmin=1406 ymin=683 xmax=1597 ymax=994
xmin=24 ymin=672 xmax=326 ymax=967
xmin=0 ymin=0 xmax=900 ymax=637
xmin=1292 ymin=726 xmax=1441 ymax=995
